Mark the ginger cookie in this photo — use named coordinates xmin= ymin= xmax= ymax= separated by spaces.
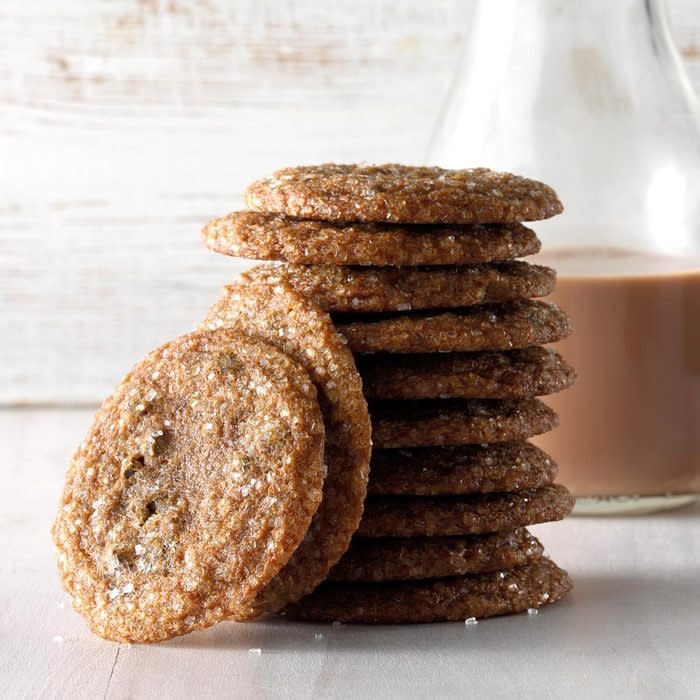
xmin=245 ymin=164 xmax=563 ymax=224
xmin=328 ymin=529 xmax=543 ymax=582
xmin=203 ymin=279 xmax=372 ymax=618
xmin=368 ymin=442 xmax=558 ymax=496
xmin=283 ymin=558 xmax=572 ymax=623
xmin=359 ymin=347 xmax=576 ymax=400
xmin=203 ymin=211 xmax=541 ymax=266
xmin=52 ymin=330 xmax=325 ymax=643
xmin=356 ymin=484 xmax=575 ymax=538
xmin=242 ymin=261 xmax=555 ymax=313
xmin=370 ymin=398 xmax=558 ymax=448
xmin=334 ymin=300 xmax=572 ymax=354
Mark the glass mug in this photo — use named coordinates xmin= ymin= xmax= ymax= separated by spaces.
xmin=427 ymin=0 xmax=700 ymax=514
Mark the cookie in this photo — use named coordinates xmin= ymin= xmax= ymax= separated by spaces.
xmin=356 ymin=484 xmax=574 ymax=538
xmin=370 ymin=398 xmax=558 ymax=448
xmin=52 ymin=330 xmax=325 ymax=643
xmin=359 ymin=347 xmax=576 ymax=400
xmin=242 ymin=261 xmax=556 ymax=313
xmin=245 ymin=164 xmax=563 ymax=224
xmin=203 ymin=279 xmax=372 ymax=618
xmin=334 ymin=300 xmax=572 ymax=354
xmin=202 ymin=211 xmax=541 ymax=266
xmin=283 ymin=558 xmax=572 ymax=623
xmin=328 ymin=529 xmax=543 ymax=582
xmin=368 ymin=442 xmax=558 ymax=496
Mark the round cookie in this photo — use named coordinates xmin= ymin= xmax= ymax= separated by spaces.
xmin=283 ymin=558 xmax=572 ymax=623
xmin=203 ymin=280 xmax=372 ymax=619
xmin=356 ymin=484 xmax=575 ymax=538
xmin=368 ymin=442 xmax=558 ymax=496
xmin=203 ymin=211 xmax=541 ymax=266
xmin=369 ymin=398 xmax=558 ymax=448
xmin=52 ymin=330 xmax=325 ymax=643
xmin=335 ymin=300 xmax=572 ymax=354
xmin=328 ymin=529 xmax=544 ymax=582
xmin=242 ymin=261 xmax=556 ymax=313
xmin=359 ymin=347 xmax=576 ymax=400
xmin=245 ymin=164 xmax=563 ymax=224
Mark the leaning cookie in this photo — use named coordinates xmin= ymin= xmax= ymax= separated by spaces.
xmin=52 ymin=330 xmax=325 ymax=643
xmin=283 ymin=558 xmax=572 ymax=623
xmin=245 ymin=164 xmax=563 ymax=224
xmin=242 ymin=262 xmax=556 ymax=313
xmin=203 ymin=279 xmax=372 ymax=619
xmin=328 ymin=529 xmax=543 ymax=582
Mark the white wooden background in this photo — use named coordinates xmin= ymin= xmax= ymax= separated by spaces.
xmin=2 ymin=0 xmax=700 ymax=405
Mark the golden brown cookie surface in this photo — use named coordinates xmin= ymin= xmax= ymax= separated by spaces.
xmin=283 ymin=558 xmax=572 ymax=623
xmin=203 ymin=280 xmax=371 ymax=618
xmin=359 ymin=347 xmax=576 ymax=400
xmin=370 ymin=398 xmax=558 ymax=448
xmin=328 ymin=529 xmax=543 ymax=582
xmin=243 ymin=262 xmax=555 ymax=313
xmin=52 ymin=330 xmax=325 ymax=643
xmin=368 ymin=442 xmax=558 ymax=496
xmin=335 ymin=300 xmax=572 ymax=354
xmin=203 ymin=211 xmax=541 ymax=266
xmin=246 ymin=164 xmax=563 ymax=224
xmin=357 ymin=484 xmax=575 ymax=538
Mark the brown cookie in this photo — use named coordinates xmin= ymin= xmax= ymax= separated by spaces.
xmin=334 ymin=300 xmax=572 ymax=354
xmin=203 ymin=280 xmax=372 ymax=618
xmin=368 ymin=442 xmax=558 ymax=496
xmin=52 ymin=330 xmax=325 ymax=643
xmin=370 ymin=398 xmax=558 ymax=448
xmin=202 ymin=211 xmax=541 ymax=266
xmin=357 ymin=484 xmax=575 ymax=538
xmin=242 ymin=261 xmax=556 ymax=313
xmin=283 ymin=558 xmax=572 ymax=623
xmin=359 ymin=347 xmax=576 ymax=400
xmin=245 ymin=164 xmax=563 ymax=224
xmin=328 ymin=529 xmax=543 ymax=582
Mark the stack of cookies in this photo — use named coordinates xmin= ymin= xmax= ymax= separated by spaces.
xmin=202 ymin=164 xmax=576 ymax=624
xmin=52 ymin=164 xmax=576 ymax=643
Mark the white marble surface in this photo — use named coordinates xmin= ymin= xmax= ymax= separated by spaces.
xmin=2 ymin=409 xmax=699 ymax=699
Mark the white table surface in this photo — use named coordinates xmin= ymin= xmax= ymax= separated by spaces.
xmin=2 ymin=408 xmax=699 ymax=700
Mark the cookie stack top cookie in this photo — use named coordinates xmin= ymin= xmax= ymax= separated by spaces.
xmin=203 ymin=164 xmax=562 ymax=266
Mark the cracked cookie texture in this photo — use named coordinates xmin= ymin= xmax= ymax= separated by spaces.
xmin=52 ymin=330 xmax=325 ymax=642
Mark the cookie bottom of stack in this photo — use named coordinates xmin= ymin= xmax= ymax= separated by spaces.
xmin=283 ymin=461 xmax=574 ymax=623
xmin=282 ymin=558 xmax=571 ymax=624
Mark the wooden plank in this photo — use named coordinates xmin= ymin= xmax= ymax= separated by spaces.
xmin=1 ymin=0 xmax=699 ymax=404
